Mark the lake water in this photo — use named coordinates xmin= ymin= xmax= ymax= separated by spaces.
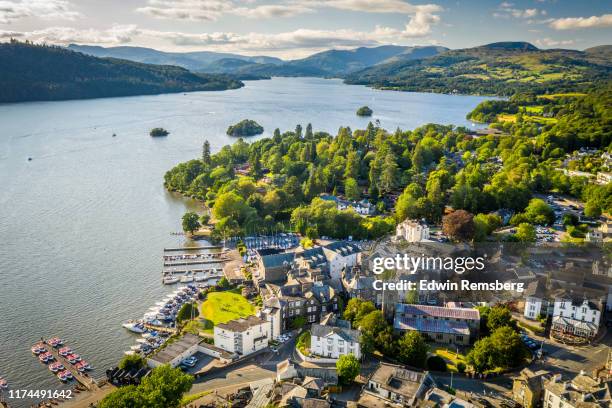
xmin=0 ymin=77 xmax=489 ymax=406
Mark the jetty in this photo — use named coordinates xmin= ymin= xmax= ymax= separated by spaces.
xmin=44 ymin=345 xmax=98 ymax=392
xmin=163 ymin=246 xmax=222 ymax=252
xmin=164 ymin=259 xmax=229 ymax=267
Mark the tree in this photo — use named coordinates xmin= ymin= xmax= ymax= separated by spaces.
xmin=202 ymin=139 xmax=211 ymax=167
xmin=99 ymin=365 xmax=193 ymax=408
xmin=291 ymin=315 xmax=307 ymax=329
xmin=118 ymin=354 xmax=146 ymax=371
xmin=523 ymin=198 xmax=555 ymax=225
xmin=336 ymin=354 xmax=361 ymax=385
xmin=305 ymin=123 xmax=313 ymax=139
xmin=486 ymin=305 xmax=513 ymax=332
xmin=357 ymin=310 xmax=389 ymax=354
xmin=397 ymin=331 xmax=428 ymax=368
xmin=356 ymin=106 xmax=373 ymax=116
xmin=584 ymin=200 xmax=602 ymax=218
xmin=150 ymin=127 xmax=169 ymax=137
xmin=427 ymin=356 xmax=447 ymax=372
xmin=343 ymin=298 xmax=376 ymax=326
xmin=405 ymin=289 xmax=419 ymax=304
xmin=176 ymin=302 xmax=199 ymax=323
xmin=442 ymin=210 xmax=475 ymax=242
xmin=218 ymin=276 xmax=230 ymax=289
xmin=345 ymin=177 xmax=360 ymax=201
xmin=514 ymin=223 xmax=536 ymax=242
xmin=295 ymin=124 xmax=303 ymax=138
xmin=181 ymin=212 xmax=200 ymax=234
xmin=139 ymin=365 xmax=194 ymax=408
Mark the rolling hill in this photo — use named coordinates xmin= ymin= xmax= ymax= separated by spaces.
xmin=345 ymin=42 xmax=611 ymax=96
xmin=0 ymin=41 xmax=243 ymax=103
xmin=68 ymin=44 xmax=283 ymax=72
xmin=234 ymin=45 xmax=447 ymax=78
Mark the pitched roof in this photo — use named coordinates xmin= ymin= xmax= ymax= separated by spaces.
xmin=311 ymin=322 xmax=360 ymax=343
xmin=149 ymin=333 xmax=201 ymax=364
xmin=323 ymin=241 xmax=361 ymax=257
xmin=396 ymin=303 xmax=480 ymax=321
xmin=261 ymin=252 xmax=295 ymax=268
xmin=370 ymin=363 xmax=433 ymax=399
xmin=216 ymin=315 xmax=268 ymax=332
xmin=394 ymin=316 xmax=470 ymax=336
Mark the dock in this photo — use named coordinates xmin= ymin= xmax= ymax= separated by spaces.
xmin=163 ymin=246 xmax=222 ymax=252
xmin=44 ymin=345 xmax=98 ymax=392
xmin=163 ymin=259 xmax=229 ymax=267
xmin=143 ymin=323 xmax=178 ymax=335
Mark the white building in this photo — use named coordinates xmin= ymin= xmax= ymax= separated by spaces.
xmin=551 ymin=298 xmax=601 ymax=339
xmin=322 ymin=241 xmax=361 ymax=280
xmin=396 ymin=219 xmax=430 ymax=242
xmin=310 ymin=314 xmax=361 ymax=360
xmin=543 ymin=374 xmax=612 ymax=408
xmin=258 ymin=305 xmax=282 ymax=340
xmin=214 ymin=315 xmax=271 ymax=357
xmin=523 ymin=280 xmax=548 ymax=320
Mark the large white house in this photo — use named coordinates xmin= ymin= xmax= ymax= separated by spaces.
xmin=551 ymin=298 xmax=601 ymax=340
xmin=523 ymin=280 xmax=548 ymax=320
xmin=322 ymin=241 xmax=361 ymax=280
xmin=310 ymin=314 xmax=361 ymax=360
xmin=214 ymin=315 xmax=271 ymax=357
xmin=396 ymin=219 xmax=430 ymax=242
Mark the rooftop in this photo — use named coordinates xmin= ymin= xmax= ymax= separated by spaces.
xmin=394 ymin=316 xmax=470 ymax=336
xmin=260 ymin=252 xmax=295 ymax=268
xmin=216 ymin=315 xmax=268 ymax=332
xmin=148 ymin=333 xmax=201 ymax=364
xmin=396 ymin=303 xmax=480 ymax=321
xmin=369 ymin=363 xmax=433 ymax=399
xmin=323 ymin=241 xmax=361 ymax=257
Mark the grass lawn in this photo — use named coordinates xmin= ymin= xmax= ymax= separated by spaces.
xmin=538 ymin=92 xmax=586 ymax=100
xmin=432 ymin=346 xmax=468 ymax=373
xmin=200 ymin=291 xmax=255 ymax=333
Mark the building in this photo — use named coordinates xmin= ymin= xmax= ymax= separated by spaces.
xmin=524 ymin=279 xmax=549 ymax=320
xmin=343 ymin=266 xmax=383 ymax=307
xmin=320 ymin=194 xmax=375 ymax=216
xmin=423 ymin=387 xmax=474 ymax=408
xmin=586 ymin=229 xmax=604 ymax=242
xmin=322 ymin=241 xmax=361 ymax=280
xmin=310 ymin=313 xmax=361 ymax=360
xmin=259 ymin=252 xmax=296 ymax=283
xmin=512 ymin=368 xmax=550 ymax=408
xmin=214 ymin=315 xmax=271 ymax=357
xmin=359 ymin=363 xmax=435 ymax=407
xmin=543 ymin=373 xmax=612 ymax=408
xmin=394 ymin=304 xmax=480 ymax=344
xmin=396 ymin=219 xmax=430 ymax=242
xmin=551 ymin=298 xmax=601 ymax=340
xmin=147 ymin=333 xmax=202 ymax=368
xmin=259 ymin=305 xmax=282 ymax=340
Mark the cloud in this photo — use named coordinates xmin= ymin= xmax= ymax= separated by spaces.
xmin=403 ymin=9 xmax=440 ymax=36
xmin=298 ymin=0 xmax=442 ymax=14
xmin=534 ymin=37 xmax=575 ymax=47
xmin=136 ymin=0 xmax=313 ymax=21
xmin=493 ymin=2 xmax=543 ymax=19
xmin=549 ymin=14 xmax=612 ymax=30
xmin=0 ymin=0 xmax=80 ymax=24
xmin=0 ymin=25 xmax=140 ymax=45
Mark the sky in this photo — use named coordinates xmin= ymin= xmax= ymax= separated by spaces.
xmin=0 ymin=0 xmax=610 ymax=59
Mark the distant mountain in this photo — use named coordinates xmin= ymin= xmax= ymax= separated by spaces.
xmin=345 ymin=42 xmax=612 ymax=95
xmin=68 ymin=44 xmax=283 ymax=72
xmin=235 ymin=45 xmax=448 ymax=77
xmin=1 ymin=42 xmax=243 ymax=103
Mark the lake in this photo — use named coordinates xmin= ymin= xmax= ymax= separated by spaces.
xmin=0 ymin=77 xmax=489 ymax=406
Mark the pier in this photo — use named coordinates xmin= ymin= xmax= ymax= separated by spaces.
xmin=44 ymin=345 xmax=98 ymax=392
xmin=163 ymin=246 xmax=222 ymax=252
xmin=163 ymin=259 xmax=229 ymax=267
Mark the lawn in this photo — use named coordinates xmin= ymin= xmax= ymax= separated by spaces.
xmin=200 ymin=291 xmax=255 ymax=332
xmin=432 ymin=346 xmax=468 ymax=373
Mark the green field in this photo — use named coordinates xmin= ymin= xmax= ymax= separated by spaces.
xmin=432 ymin=346 xmax=468 ymax=373
xmin=200 ymin=291 xmax=255 ymax=329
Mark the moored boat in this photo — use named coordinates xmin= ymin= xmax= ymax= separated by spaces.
xmin=31 ymin=344 xmax=47 ymax=355
xmin=163 ymin=275 xmax=180 ymax=285
xmin=39 ymin=352 xmax=54 ymax=363
xmin=46 ymin=337 xmax=63 ymax=348
xmin=67 ymin=354 xmax=81 ymax=364
xmin=179 ymin=273 xmax=194 ymax=283
xmin=122 ymin=321 xmax=146 ymax=334
xmin=57 ymin=370 xmax=73 ymax=382
xmin=49 ymin=362 xmax=64 ymax=373
xmin=58 ymin=347 xmax=72 ymax=357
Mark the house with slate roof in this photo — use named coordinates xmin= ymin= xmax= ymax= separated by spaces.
xmin=310 ymin=313 xmax=361 ymax=359
xmin=394 ymin=303 xmax=480 ymax=344
xmin=322 ymin=241 xmax=361 ymax=280
xmin=259 ymin=252 xmax=296 ymax=283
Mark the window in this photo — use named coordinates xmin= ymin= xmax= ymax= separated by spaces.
xmin=456 ymin=336 xmax=463 ymax=342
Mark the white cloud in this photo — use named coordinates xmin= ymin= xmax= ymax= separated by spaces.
xmin=1 ymin=25 xmax=140 ymax=45
xmin=534 ymin=37 xmax=575 ymax=47
xmin=549 ymin=14 xmax=612 ymax=30
xmin=403 ymin=9 xmax=440 ymax=37
xmin=298 ymin=0 xmax=442 ymax=14
xmin=136 ymin=0 xmax=313 ymax=21
xmin=493 ymin=2 xmax=543 ymax=19
xmin=0 ymin=0 xmax=80 ymax=24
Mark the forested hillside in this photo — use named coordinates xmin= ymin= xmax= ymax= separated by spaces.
xmin=345 ymin=42 xmax=611 ymax=96
xmin=0 ymin=41 xmax=243 ymax=103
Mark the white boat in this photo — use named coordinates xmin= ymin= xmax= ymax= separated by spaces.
xmin=194 ymin=272 xmax=207 ymax=282
xmin=122 ymin=321 xmax=146 ymax=334
xmin=163 ymin=275 xmax=179 ymax=285
xmin=124 ymin=350 xmax=136 ymax=356
xmin=180 ymin=274 xmax=194 ymax=283
xmin=130 ymin=345 xmax=143 ymax=351
xmin=136 ymin=338 xmax=148 ymax=344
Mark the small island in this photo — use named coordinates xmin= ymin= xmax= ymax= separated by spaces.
xmin=356 ymin=106 xmax=373 ymax=116
xmin=150 ymin=127 xmax=169 ymax=137
xmin=226 ymin=119 xmax=264 ymax=137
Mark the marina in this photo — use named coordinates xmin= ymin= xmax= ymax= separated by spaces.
xmin=32 ymin=338 xmax=97 ymax=391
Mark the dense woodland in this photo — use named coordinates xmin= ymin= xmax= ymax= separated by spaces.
xmin=345 ymin=42 xmax=611 ymax=96
xmin=0 ymin=41 xmax=243 ymax=103
xmin=164 ymin=83 xmax=611 ymax=241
